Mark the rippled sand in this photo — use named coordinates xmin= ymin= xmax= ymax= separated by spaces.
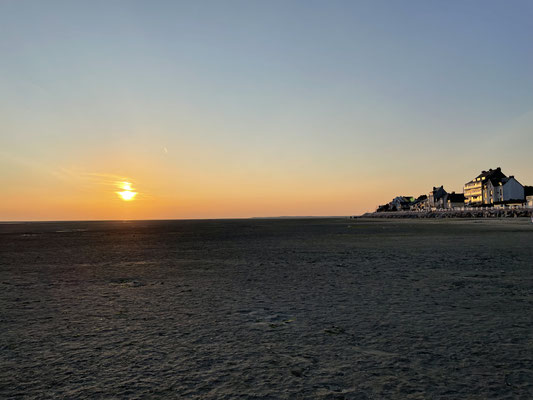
xmin=1 ymin=218 xmax=532 ymax=399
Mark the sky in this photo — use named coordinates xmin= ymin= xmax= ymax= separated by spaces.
xmin=1 ymin=0 xmax=532 ymax=220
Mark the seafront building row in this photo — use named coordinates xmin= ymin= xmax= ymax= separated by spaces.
xmin=377 ymin=167 xmax=533 ymax=212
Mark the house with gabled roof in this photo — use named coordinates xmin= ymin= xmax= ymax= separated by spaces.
xmin=410 ymin=194 xmax=428 ymax=211
xmin=486 ymin=176 xmax=524 ymax=205
xmin=391 ymin=196 xmax=415 ymax=211
xmin=428 ymin=186 xmax=447 ymax=209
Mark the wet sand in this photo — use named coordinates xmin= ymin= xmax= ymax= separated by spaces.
xmin=1 ymin=218 xmax=532 ymax=399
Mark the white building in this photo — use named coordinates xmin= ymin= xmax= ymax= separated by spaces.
xmin=464 ymin=168 xmax=506 ymax=206
xmin=485 ymin=176 xmax=524 ymax=205
xmin=526 ymin=195 xmax=533 ymax=208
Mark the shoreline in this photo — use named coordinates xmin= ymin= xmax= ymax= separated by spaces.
xmin=356 ymin=209 xmax=533 ymax=219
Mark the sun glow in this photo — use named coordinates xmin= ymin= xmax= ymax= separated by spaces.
xmin=116 ymin=181 xmax=137 ymax=201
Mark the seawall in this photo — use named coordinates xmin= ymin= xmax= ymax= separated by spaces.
xmin=356 ymin=209 xmax=533 ymax=219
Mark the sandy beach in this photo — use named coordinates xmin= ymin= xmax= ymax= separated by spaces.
xmin=1 ymin=218 xmax=532 ymax=399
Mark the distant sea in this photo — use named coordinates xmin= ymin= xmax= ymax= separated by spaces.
xmin=1 ymin=218 xmax=532 ymax=398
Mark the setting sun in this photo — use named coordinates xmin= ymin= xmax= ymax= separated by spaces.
xmin=116 ymin=181 xmax=137 ymax=201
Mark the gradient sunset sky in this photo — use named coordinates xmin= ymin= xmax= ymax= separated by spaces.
xmin=1 ymin=0 xmax=532 ymax=220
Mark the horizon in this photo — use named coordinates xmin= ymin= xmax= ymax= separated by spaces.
xmin=0 ymin=215 xmax=346 ymax=223
xmin=2 ymin=1 xmax=532 ymax=221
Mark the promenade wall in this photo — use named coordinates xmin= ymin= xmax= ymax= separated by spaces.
xmin=358 ymin=208 xmax=533 ymax=219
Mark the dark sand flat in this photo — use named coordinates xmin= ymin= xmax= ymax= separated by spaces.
xmin=1 ymin=218 xmax=532 ymax=399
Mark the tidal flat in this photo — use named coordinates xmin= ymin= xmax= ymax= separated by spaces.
xmin=1 ymin=218 xmax=532 ymax=399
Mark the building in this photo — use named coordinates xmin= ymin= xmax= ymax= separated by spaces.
xmin=464 ymin=168 xmax=506 ymax=206
xmin=410 ymin=195 xmax=428 ymax=211
xmin=373 ymin=169 xmax=530 ymax=212
xmin=485 ymin=176 xmax=524 ymax=205
xmin=391 ymin=196 xmax=414 ymax=211
xmin=445 ymin=192 xmax=466 ymax=209
xmin=376 ymin=203 xmax=391 ymax=212
xmin=428 ymin=186 xmax=447 ymax=209
xmin=376 ymin=195 xmax=416 ymax=212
